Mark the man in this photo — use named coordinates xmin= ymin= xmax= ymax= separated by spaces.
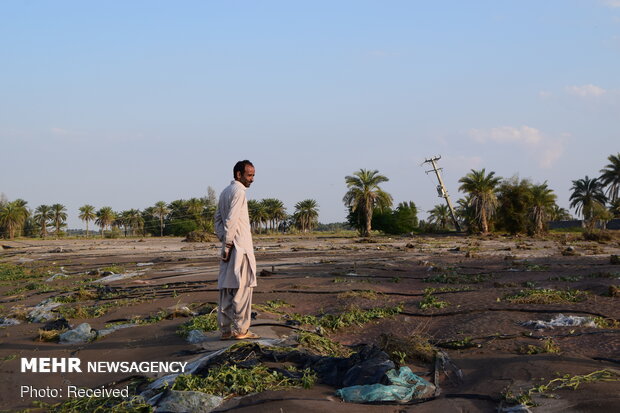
xmin=214 ymin=160 xmax=259 ymax=340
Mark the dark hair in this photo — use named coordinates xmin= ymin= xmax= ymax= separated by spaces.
xmin=233 ymin=160 xmax=254 ymax=179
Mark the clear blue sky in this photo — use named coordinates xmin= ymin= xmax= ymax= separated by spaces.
xmin=1 ymin=1 xmax=619 ymax=228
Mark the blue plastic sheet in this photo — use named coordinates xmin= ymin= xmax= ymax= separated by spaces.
xmin=335 ymin=366 xmax=435 ymax=403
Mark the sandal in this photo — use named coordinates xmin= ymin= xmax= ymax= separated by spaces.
xmin=233 ymin=330 xmax=260 ymax=340
xmin=220 ymin=332 xmax=233 ymax=340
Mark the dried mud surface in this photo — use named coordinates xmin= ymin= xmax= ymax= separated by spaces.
xmin=0 ymin=234 xmax=619 ymax=412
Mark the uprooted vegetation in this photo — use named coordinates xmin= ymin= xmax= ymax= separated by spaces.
xmin=173 ymin=364 xmax=317 ymax=397
xmin=0 ymin=263 xmax=51 ymax=285
xmin=177 ymin=312 xmax=218 ymax=338
xmin=418 ymin=288 xmax=449 ymax=310
xmin=516 ymin=338 xmax=561 ymax=355
xmin=285 ymin=304 xmax=403 ymax=331
xmin=502 ymin=369 xmax=620 ymax=408
xmin=502 ymin=288 xmax=589 ymax=304
xmin=425 ymin=270 xmax=492 ymax=284
xmin=297 ymin=331 xmax=352 ymax=357
xmin=378 ymin=333 xmax=436 ymax=364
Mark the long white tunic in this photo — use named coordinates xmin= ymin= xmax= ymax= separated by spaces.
xmin=214 ymin=180 xmax=257 ymax=289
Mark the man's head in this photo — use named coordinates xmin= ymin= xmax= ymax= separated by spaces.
xmin=233 ymin=160 xmax=255 ymax=188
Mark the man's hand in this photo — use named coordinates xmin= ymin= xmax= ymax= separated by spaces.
xmin=221 ymin=243 xmax=234 ymax=262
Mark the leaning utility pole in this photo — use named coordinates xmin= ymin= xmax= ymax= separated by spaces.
xmin=423 ymin=156 xmax=461 ymax=232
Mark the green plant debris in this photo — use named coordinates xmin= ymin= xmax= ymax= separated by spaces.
xmin=419 ymin=289 xmax=448 ymax=310
xmin=438 ymin=336 xmax=481 ymax=350
xmin=586 ymin=271 xmax=620 ymax=279
xmin=177 ymin=313 xmax=218 ymax=337
xmin=296 ymin=331 xmax=352 ymax=357
xmin=548 ymin=275 xmax=583 ymax=282
xmin=425 ymin=271 xmax=491 ymax=284
xmin=36 ymin=328 xmax=68 ymax=342
xmin=0 ymin=263 xmax=49 ymax=283
xmin=99 ymin=265 xmax=125 ymax=274
xmin=132 ymin=310 xmax=170 ymax=325
xmin=503 ymin=288 xmax=588 ymax=304
xmin=431 ymin=286 xmax=473 ymax=292
xmin=593 ymin=317 xmax=620 ymax=329
xmin=503 ymin=369 xmax=619 ymax=407
xmin=392 ymin=350 xmax=407 ymax=365
xmin=253 ymin=299 xmax=290 ymax=313
xmin=337 ymin=290 xmax=382 ymax=300
xmin=522 ymin=262 xmax=550 ymax=271
xmin=172 ymin=364 xmax=317 ymax=397
xmin=1 ymin=354 xmax=17 ymax=361
xmin=53 ymin=288 xmax=99 ymax=303
xmin=57 ymin=298 xmax=147 ymax=319
xmin=6 ymin=282 xmax=53 ymax=296
xmin=332 ymin=277 xmax=350 ymax=283
xmin=517 ymin=338 xmax=561 ymax=355
xmin=378 ymin=333 xmax=436 ymax=363
xmin=287 ymin=305 xmax=402 ymax=331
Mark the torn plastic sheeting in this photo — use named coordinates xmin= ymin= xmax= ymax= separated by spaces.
xmin=521 ymin=313 xmax=597 ymax=329
xmin=98 ymin=323 xmax=138 ymax=337
xmin=28 ymin=299 xmax=63 ymax=323
xmin=93 ymin=271 xmax=145 ymax=284
xmin=0 ymin=317 xmax=20 ymax=326
xmin=336 ymin=366 xmax=435 ymax=403
xmin=46 ymin=273 xmax=69 ymax=282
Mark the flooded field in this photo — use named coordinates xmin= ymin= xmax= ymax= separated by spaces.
xmin=0 ymin=234 xmax=618 ymax=412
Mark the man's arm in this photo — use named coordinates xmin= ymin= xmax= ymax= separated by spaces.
xmin=214 ymin=205 xmax=224 ymax=241
xmin=223 ymin=188 xmax=244 ymax=246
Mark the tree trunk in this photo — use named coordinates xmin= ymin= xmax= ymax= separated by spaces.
xmin=364 ymin=206 xmax=372 ymax=237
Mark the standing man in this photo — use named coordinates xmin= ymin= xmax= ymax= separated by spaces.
xmin=214 ymin=160 xmax=259 ymax=340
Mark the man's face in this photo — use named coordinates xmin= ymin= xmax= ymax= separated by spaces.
xmin=236 ymin=165 xmax=255 ymax=188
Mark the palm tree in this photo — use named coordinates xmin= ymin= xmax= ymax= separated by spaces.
xmin=34 ymin=205 xmax=53 ymax=238
xmin=262 ymin=198 xmax=287 ymax=231
xmin=50 ymin=203 xmax=67 ymax=237
xmin=550 ymin=205 xmax=572 ymax=221
xmin=294 ymin=199 xmax=319 ymax=232
xmin=529 ymin=182 xmax=557 ymax=234
xmin=0 ymin=201 xmax=29 ymax=239
xmin=186 ymin=198 xmax=205 ymax=219
xmin=126 ymin=209 xmax=144 ymax=235
xmin=153 ymin=201 xmax=169 ymax=237
xmin=455 ymin=196 xmax=476 ymax=232
xmin=248 ymin=199 xmax=267 ymax=233
xmin=458 ymin=169 xmax=501 ymax=233
xmin=599 ymin=153 xmax=620 ymax=203
xmin=569 ymin=176 xmax=607 ymax=229
xmin=343 ymin=169 xmax=393 ymax=237
xmin=117 ymin=211 xmax=130 ymax=236
xmin=95 ymin=206 xmax=116 ymax=238
xmin=12 ymin=199 xmax=30 ymax=237
xmin=428 ymin=204 xmax=451 ymax=230
xmin=609 ymin=199 xmax=620 ymax=218
xmin=79 ymin=205 xmax=96 ymax=237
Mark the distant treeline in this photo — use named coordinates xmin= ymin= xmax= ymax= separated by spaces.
xmin=1 ymin=153 xmax=619 ymax=238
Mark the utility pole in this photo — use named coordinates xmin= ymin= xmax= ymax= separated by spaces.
xmin=423 ymin=156 xmax=461 ymax=232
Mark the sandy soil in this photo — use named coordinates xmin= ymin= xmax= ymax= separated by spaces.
xmin=0 ymin=233 xmax=619 ymax=412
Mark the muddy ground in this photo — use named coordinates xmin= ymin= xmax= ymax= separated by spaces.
xmin=0 ymin=233 xmax=618 ymax=412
